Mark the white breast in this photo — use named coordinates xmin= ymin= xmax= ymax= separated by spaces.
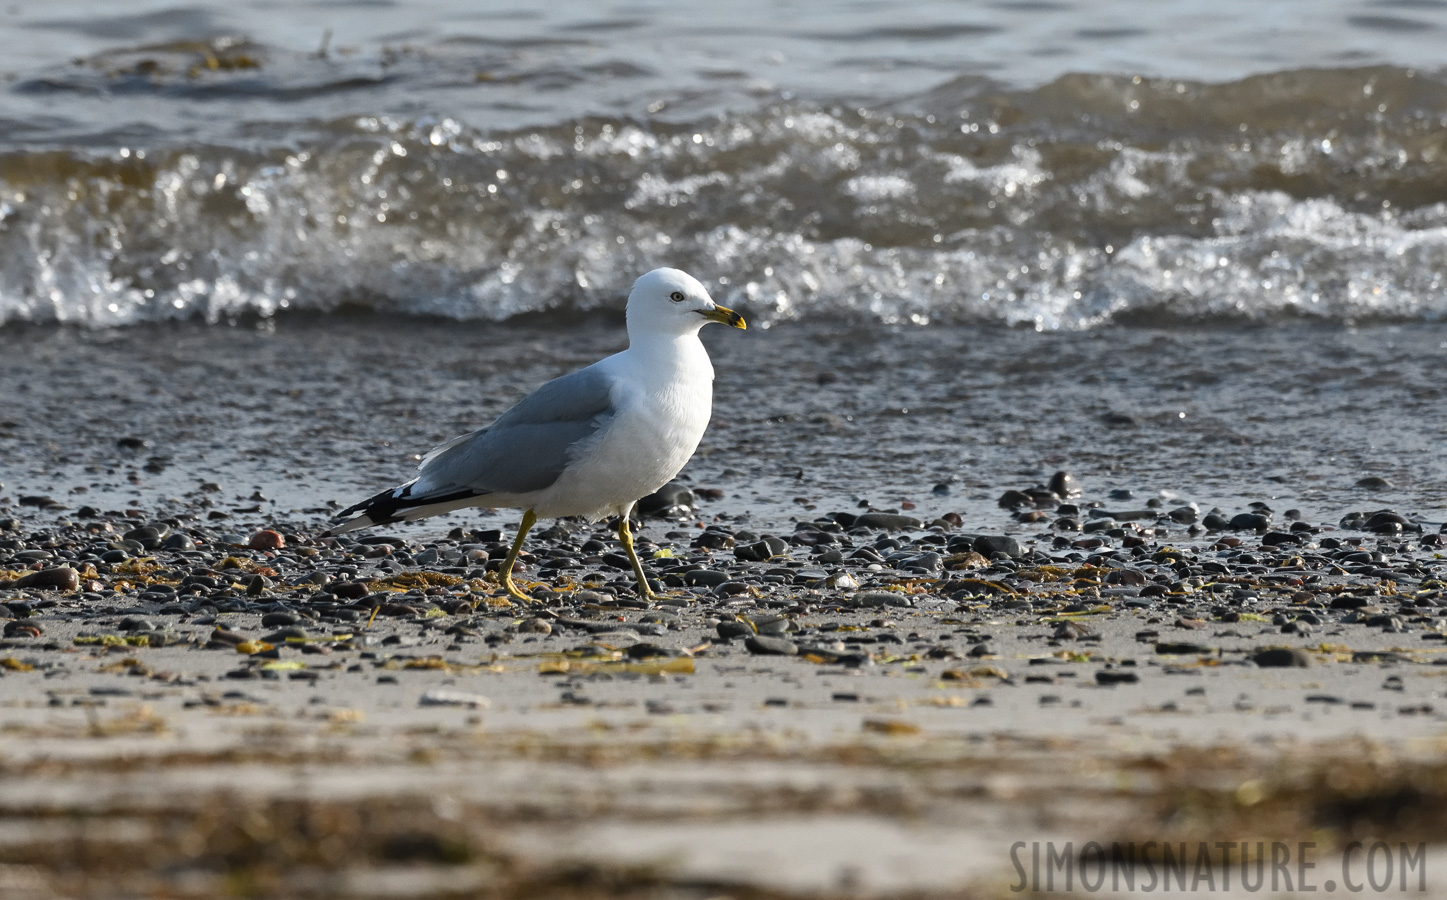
xmin=531 ymin=337 xmax=715 ymax=520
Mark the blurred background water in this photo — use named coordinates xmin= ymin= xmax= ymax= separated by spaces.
xmin=3 ymin=0 xmax=1447 ymax=328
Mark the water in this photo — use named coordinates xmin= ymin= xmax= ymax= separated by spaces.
xmin=5 ymin=318 xmax=1444 ymax=529
xmin=2 ymin=0 xmax=1447 ymax=328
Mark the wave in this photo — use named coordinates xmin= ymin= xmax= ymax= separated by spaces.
xmin=2 ymin=65 xmax=1447 ymax=328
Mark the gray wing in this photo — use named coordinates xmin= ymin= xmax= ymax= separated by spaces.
xmin=414 ymin=365 xmax=617 ymax=496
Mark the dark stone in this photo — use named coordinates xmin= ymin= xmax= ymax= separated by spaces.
xmin=1095 ymin=670 xmax=1139 ymax=684
xmin=327 ymin=580 xmax=371 ymax=600
xmin=1252 ymin=648 xmax=1312 ymax=668
xmin=683 ymin=569 xmax=731 ymax=588
xmin=854 ymin=513 xmax=923 ymax=531
xmin=735 ymin=536 xmax=788 ymax=561
xmin=262 ymin=626 xmax=309 ymax=643
xmin=600 ymin=552 xmax=634 ymax=570
xmin=161 ymin=533 xmax=195 ymax=551
xmin=997 ymin=490 xmax=1032 ymax=509
xmin=1048 ymin=471 xmax=1078 ymax=498
xmin=895 ymin=552 xmax=943 ymax=575
xmin=1156 ymin=642 xmax=1213 ymax=655
xmin=637 ymin=481 xmax=696 ymax=517
xmin=973 ymin=535 xmax=1024 ymax=559
xmin=1329 ymin=595 xmax=1371 ymax=610
xmin=1364 ymin=511 xmax=1411 ymax=534
xmin=1228 ymin=513 xmax=1271 ymax=532
xmin=716 ymin=621 xmax=754 ymax=640
xmin=1261 ymin=531 xmax=1301 ymax=546
xmin=692 ymin=531 xmax=736 ymax=550
xmin=625 ymin=642 xmax=681 ymax=659
xmin=3 ymin=621 xmax=41 ymax=638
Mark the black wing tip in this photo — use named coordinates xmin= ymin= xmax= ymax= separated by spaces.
xmin=325 ymin=487 xmax=409 ymax=534
xmin=325 ymin=486 xmax=486 ymax=535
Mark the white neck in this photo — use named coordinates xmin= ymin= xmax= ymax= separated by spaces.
xmin=625 ymin=329 xmax=714 ymax=381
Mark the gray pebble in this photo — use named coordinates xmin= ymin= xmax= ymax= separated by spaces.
xmin=683 ymin=569 xmax=731 ymax=588
xmin=973 ymin=535 xmax=1024 ymax=558
xmin=745 ymin=635 xmax=798 ymax=656
xmin=419 ymin=689 xmax=489 ymax=708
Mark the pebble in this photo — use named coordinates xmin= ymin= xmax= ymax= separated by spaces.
xmin=745 ymin=635 xmax=798 ymax=656
xmin=1052 ymin=621 xmax=1093 ymax=640
xmin=1252 ymin=648 xmax=1312 ymax=668
xmin=846 ymin=591 xmax=908 ymax=609
xmin=1168 ymin=504 xmax=1200 ymax=524
xmin=973 ymin=536 xmax=1023 ymax=558
xmin=637 ymin=481 xmax=696 ymax=517
xmin=161 ymin=533 xmax=195 ymax=551
xmin=1048 ymin=471 xmax=1078 ymax=498
xmin=1 ymin=468 xmax=1440 ymax=746
xmin=684 ymin=569 xmax=731 ymax=588
xmin=1201 ymin=512 xmax=1231 ymax=531
xmin=11 ymin=567 xmax=80 ymax=591
xmin=1228 ymin=513 xmax=1271 ymax=531
xmin=626 ymin=642 xmax=684 ymax=658
xmin=1095 ymin=670 xmax=1139 ymax=685
xmin=1156 ymin=642 xmax=1212 ymax=655
xmin=419 ymin=689 xmax=490 ymax=709
xmin=853 ymin=513 xmax=922 ymax=531
xmin=587 ymin=629 xmax=641 ymax=643
xmin=734 ymin=537 xmax=788 ymax=561
xmin=261 ymin=626 xmax=309 ymax=642
xmin=750 ymin=615 xmax=794 ymax=635
xmin=1363 ymin=511 xmax=1411 ymax=534
xmin=715 ymin=620 xmax=753 ymax=639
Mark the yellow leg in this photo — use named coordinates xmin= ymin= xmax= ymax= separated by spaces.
xmin=618 ymin=510 xmax=660 ymax=602
xmin=499 ymin=509 xmax=539 ymax=603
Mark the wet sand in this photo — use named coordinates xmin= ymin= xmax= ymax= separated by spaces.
xmin=1 ymin=316 xmax=1445 ymax=898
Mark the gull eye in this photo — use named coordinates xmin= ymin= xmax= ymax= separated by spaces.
xmin=669 ymin=291 xmax=685 ymax=302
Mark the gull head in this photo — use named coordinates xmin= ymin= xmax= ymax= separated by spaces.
xmin=626 ymin=267 xmax=746 ymax=339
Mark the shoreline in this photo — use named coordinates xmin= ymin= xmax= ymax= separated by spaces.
xmin=2 ymin=317 xmax=1445 ymax=897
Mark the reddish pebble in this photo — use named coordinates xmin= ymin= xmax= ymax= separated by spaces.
xmin=14 ymin=567 xmax=80 ymax=591
xmin=248 ymin=530 xmax=285 ymax=551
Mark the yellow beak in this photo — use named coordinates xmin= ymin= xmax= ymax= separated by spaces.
xmin=698 ymin=304 xmax=747 ymax=329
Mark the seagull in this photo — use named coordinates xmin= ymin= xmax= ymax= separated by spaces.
xmin=325 ymin=268 xmax=746 ymax=603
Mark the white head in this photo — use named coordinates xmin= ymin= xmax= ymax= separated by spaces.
xmin=625 ymin=267 xmax=746 ymax=340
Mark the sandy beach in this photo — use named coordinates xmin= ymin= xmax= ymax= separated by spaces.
xmin=5 ymin=0 xmax=1447 ymax=893
xmin=1 ymin=318 xmax=1444 ymax=897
